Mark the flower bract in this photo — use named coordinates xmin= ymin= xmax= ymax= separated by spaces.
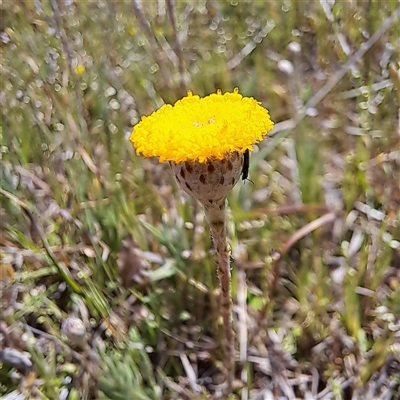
xmin=130 ymin=89 xmax=274 ymax=163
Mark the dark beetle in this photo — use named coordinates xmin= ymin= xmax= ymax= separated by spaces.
xmin=242 ymin=149 xmax=250 ymax=180
xmin=242 ymin=149 xmax=254 ymax=184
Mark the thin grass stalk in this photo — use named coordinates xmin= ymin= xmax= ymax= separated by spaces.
xmin=165 ymin=0 xmax=187 ymax=96
xmin=131 ymin=0 xmax=171 ymax=90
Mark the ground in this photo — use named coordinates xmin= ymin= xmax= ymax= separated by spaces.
xmin=1 ymin=1 xmax=400 ymax=399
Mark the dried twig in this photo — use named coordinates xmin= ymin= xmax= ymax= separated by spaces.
xmin=131 ymin=0 xmax=171 ymax=91
xmin=266 ymin=7 xmax=400 ymax=144
xmin=166 ymin=0 xmax=187 ymax=96
xmin=256 ymin=203 xmax=329 ymax=217
xmin=49 ymin=0 xmax=88 ymax=136
xmin=179 ymin=351 xmax=202 ymax=394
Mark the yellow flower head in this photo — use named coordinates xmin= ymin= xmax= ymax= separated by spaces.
xmin=75 ymin=65 xmax=85 ymax=75
xmin=130 ymin=89 xmax=274 ymax=163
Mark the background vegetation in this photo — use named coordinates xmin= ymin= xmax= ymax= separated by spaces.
xmin=1 ymin=1 xmax=399 ymax=399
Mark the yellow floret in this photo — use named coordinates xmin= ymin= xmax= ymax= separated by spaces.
xmin=130 ymin=88 xmax=274 ymax=163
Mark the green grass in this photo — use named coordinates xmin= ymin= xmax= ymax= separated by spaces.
xmin=1 ymin=1 xmax=400 ymax=399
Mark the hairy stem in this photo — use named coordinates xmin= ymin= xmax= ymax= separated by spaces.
xmin=205 ymin=201 xmax=234 ymax=391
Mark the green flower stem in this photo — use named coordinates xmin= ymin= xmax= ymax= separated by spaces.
xmin=205 ymin=201 xmax=234 ymax=392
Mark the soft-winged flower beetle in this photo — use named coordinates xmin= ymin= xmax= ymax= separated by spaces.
xmin=242 ymin=149 xmax=254 ymax=185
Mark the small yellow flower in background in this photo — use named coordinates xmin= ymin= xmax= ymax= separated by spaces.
xmin=75 ymin=65 xmax=85 ymax=75
xmin=130 ymin=88 xmax=274 ymax=164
